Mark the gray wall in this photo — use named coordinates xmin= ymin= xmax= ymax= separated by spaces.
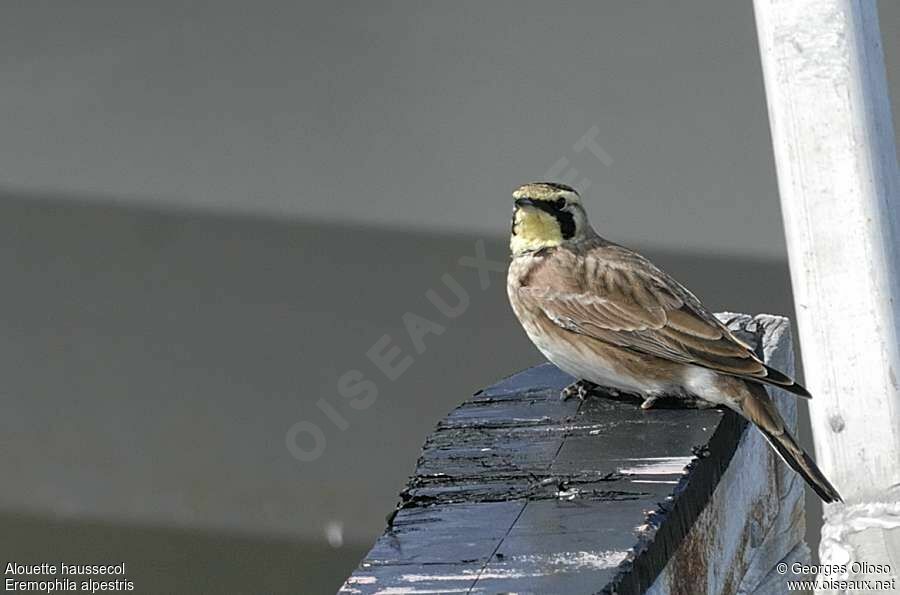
xmin=1 ymin=2 xmax=898 ymax=593
xmin=0 ymin=194 xmax=795 ymax=593
xmin=2 ymin=1 xmax=898 ymax=258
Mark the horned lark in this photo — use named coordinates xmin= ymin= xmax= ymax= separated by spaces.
xmin=506 ymin=181 xmax=841 ymax=503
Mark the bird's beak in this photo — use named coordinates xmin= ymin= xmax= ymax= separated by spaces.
xmin=515 ymin=198 xmax=536 ymax=209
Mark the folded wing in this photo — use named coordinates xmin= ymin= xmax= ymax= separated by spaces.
xmin=518 ymin=245 xmax=809 ymax=397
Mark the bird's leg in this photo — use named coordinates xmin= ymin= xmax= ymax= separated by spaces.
xmin=641 ymin=393 xmax=718 ymax=410
xmin=560 ymin=379 xmax=599 ymax=401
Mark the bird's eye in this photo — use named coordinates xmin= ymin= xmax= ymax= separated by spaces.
xmin=554 ymin=198 xmax=567 ymax=210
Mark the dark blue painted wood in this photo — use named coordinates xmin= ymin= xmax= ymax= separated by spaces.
xmin=341 ymin=363 xmax=745 ymax=594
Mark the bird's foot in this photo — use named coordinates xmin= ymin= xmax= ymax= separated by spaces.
xmin=560 ymin=379 xmax=599 ymax=401
xmin=640 ymin=396 xmax=658 ymax=410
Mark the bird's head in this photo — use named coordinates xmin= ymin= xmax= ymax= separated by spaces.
xmin=510 ymin=182 xmax=592 ymax=255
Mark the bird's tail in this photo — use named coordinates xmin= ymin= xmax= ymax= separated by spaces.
xmin=741 ymin=382 xmax=842 ymax=503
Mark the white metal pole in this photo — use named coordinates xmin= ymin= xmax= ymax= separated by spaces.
xmin=753 ymin=0 xmax=900 ymax=587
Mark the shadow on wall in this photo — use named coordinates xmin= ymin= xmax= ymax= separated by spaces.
xmin=0 ymin=189 xmax=814 ymax=593
xmin=0 ymin=509 xmax=368 ymax=594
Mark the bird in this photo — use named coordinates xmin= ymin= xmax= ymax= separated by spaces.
xmin=506 ymin=181 xmax=842 ymax=503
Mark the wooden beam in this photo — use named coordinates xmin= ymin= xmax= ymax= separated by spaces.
xmin=753 ymin=0 xmax=900 ymax=582
xmin=341 ymin=314 xmax=807 ymax=594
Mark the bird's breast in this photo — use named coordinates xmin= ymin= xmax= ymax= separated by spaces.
xmin=507 ymin=255 xmax=680 ymax=396
xmin=514 ymin=310 xmax=671 ymax=396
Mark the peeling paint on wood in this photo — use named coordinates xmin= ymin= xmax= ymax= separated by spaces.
xmin=646 ymin=314 xmax=810 ymax=595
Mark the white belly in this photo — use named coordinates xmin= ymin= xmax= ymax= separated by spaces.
xmin=681 ymin=365 xmax=730 ymax=405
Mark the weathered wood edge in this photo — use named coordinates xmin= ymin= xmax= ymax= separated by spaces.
xmin=646 ymin=313 xmax=809 ymax=595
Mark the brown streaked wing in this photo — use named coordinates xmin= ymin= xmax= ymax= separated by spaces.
xmin=517 ymin=246 xmax=774 ymax=383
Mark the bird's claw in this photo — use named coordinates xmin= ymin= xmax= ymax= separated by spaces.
xmin=560 ymin=379 xmax=599 ymax=401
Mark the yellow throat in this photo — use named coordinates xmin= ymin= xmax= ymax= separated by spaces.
xmin=510 ymin=208 xmax=563 ymax=254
